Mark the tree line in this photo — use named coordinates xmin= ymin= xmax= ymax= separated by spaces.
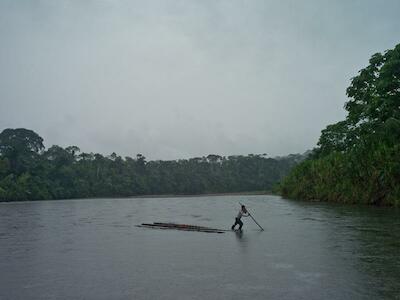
xmin=0 ymin=128 xmax=304 ymax=201
xmin=280 ymin=43 xmax=400 ymax=206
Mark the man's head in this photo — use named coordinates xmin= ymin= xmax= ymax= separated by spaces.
xmin=241 ymin=205 xmax=247 ymax=212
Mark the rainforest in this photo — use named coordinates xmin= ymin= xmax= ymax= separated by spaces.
xmin=0 ymin=128 xmax=304 ymax=201
xmin=281 ymin=43 xmax=400 ymax=206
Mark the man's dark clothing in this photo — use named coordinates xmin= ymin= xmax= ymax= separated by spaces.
xmin=231 ymin=217 xmax=243 ymax=230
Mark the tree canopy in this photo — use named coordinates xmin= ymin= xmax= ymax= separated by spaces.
xmin=0 ymin=128 xmax=303 ymax=201
xmin=281 ymin=43 xmax=400 ymax=206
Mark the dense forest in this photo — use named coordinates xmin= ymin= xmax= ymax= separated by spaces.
xmin=0 ymin=128 xmax=304 ymax=201
xmin=281 ymin=43 xmax=400 ymax=206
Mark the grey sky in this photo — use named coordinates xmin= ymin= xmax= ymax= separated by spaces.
xmin=0 ymin=0 xmax=399 ymax=160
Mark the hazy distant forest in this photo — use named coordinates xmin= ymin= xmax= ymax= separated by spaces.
xmin=281 ymin=43 xmax=400 ymax=206
xmin=0 ymin=128 xmax=304 ymax=201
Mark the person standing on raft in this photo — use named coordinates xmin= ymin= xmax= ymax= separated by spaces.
xmin=231 ymin=205 xmax=249 ymax=231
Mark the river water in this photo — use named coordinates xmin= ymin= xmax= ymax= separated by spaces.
xmin=0 ymin=195 xmax=399 ymax=299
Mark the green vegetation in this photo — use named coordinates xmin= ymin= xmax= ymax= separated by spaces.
xmin=0 ymin=128 xmax=303 ymax=201
xmin=281 ymin=43 xmax=400 ymax=206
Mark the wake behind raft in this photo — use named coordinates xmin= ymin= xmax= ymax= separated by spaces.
xmin=136 ymin=222 xmax=229 ymax=234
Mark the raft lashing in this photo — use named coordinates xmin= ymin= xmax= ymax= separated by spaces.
xmin=136 ymin=222 xmax=227 ymax=234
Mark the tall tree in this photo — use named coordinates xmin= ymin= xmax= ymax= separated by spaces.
xmin=0 ymin=128 xmax=44 ymax=174
xmin=281 ymin=43 xmax=400 ymax=206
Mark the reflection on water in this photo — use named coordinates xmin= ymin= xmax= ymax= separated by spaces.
xmin=0 ymin=195 xmax=399 ymax=299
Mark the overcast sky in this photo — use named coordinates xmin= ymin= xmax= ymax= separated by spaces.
xmin=0 ymin=0 xmax=399 ymax=160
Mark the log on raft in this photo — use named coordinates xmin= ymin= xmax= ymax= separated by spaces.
xmin=136 ymin=222 xmax=227 ymax=234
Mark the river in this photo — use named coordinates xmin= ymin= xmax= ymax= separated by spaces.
xmin=1 ymin=195 xmax=399 ymax=299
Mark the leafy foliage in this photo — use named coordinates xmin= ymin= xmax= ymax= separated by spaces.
xmin=281 ymin=43 xmax=400 ymax=206
xmin=0 ymin=129 xmax=302 ymax=201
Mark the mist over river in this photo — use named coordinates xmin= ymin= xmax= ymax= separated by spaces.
xmin=1 ymin=195 xmax=399 ymax=299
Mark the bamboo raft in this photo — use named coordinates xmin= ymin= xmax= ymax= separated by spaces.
xmin=136 ymin=222 xmax=227 ymax=234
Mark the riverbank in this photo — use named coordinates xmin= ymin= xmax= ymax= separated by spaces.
xmin=130 ymin=191 xmax=273 ymax=199
xmin=0 ymin=190 xmax=274 ymax=203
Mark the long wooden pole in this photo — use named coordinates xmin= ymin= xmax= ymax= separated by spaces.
xmin=248 ymin=214 xmax=264 ymax=231
xmin=239 ymin=202 xmax=264 ymax=231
